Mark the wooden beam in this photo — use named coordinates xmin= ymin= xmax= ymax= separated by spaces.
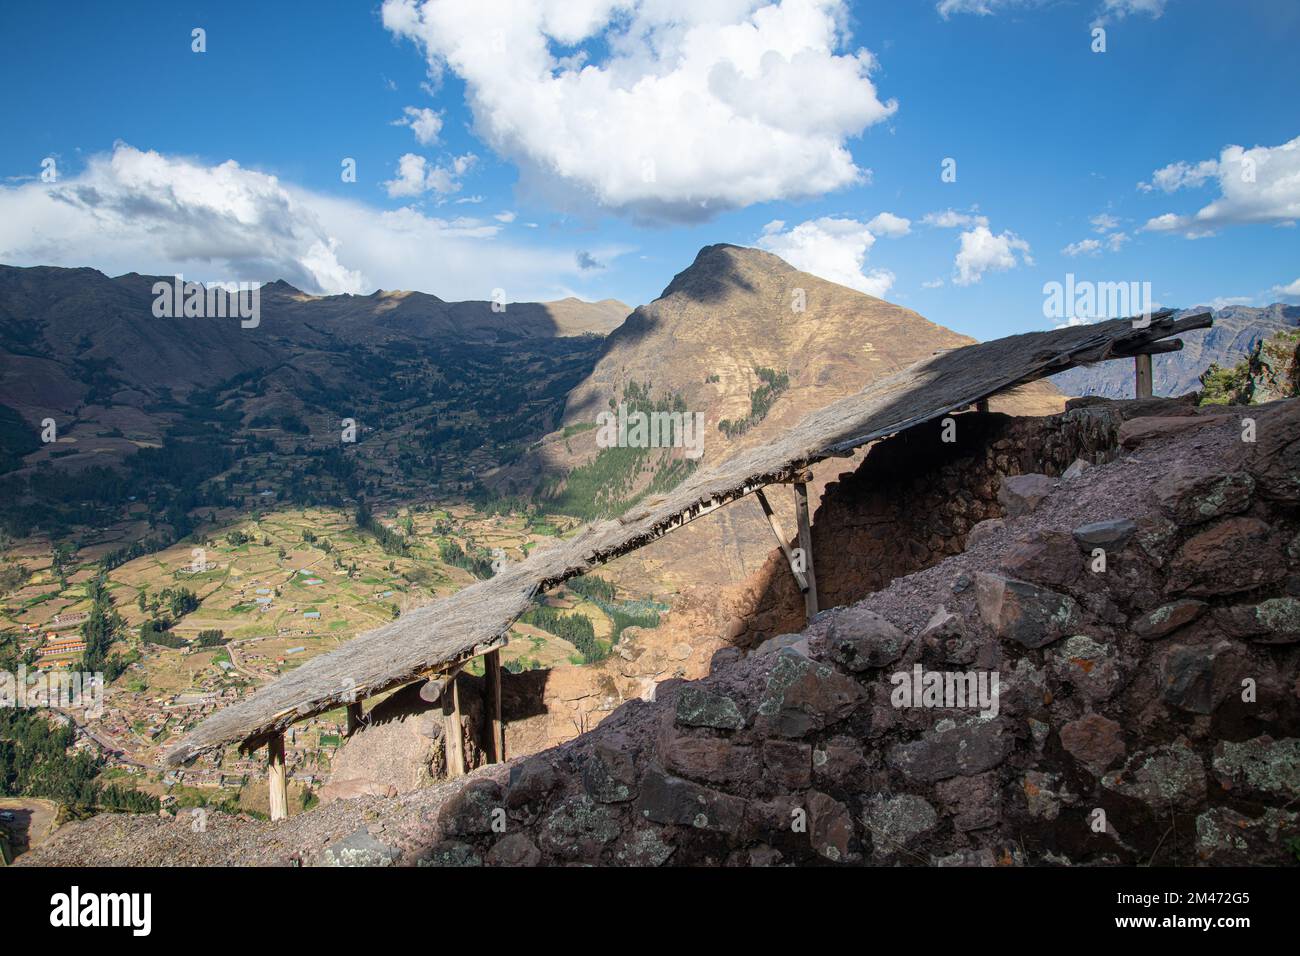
xmin=345 ymin=701 xmax=364 ymax=737
xmin=793 ymin=481 xmax=819 ymax=621
xmin=267 ymin=733 xmax=288 ymax=822
xmin=442 ymin=673 xmax=465 ymax=778
xmin=754 ymin=489 xmax=809 ymax=593
xmin=484 ymin=649 xmax=504 ymax=763
xmin=1134 ymin=353 xmax=1153 ymax=399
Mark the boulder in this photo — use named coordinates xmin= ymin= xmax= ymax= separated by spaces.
xmin=1117 ymin=415 xmax=1214 ymax=449
xmin=1153 ymin=466 xmax=1254 ymax=525
xmin=820 ymin=606 xmax=909 ymax=672
xmin=886 ymin=719 xmax=1008 ymax=783
xmin=635 ymin=770 xmax=746 ymax=835
xmin=1132 ymin=599 xmax=1207 ymax=640
xmin=583 ymin=740 xmax=638 ymax=803
xmin=975 ymin=573 xmax=1083 ymax=649
xmin=315 ymin=827 xmax=400 ymax=867
xmin=1167 ymin=518 xmax=1285 ymax=596
xmin=999 ymin=530 xmax=1082 ymax=588
xmin=1215 ymin=598 xmax=1300 ymax=644
xmin=1072 ymin=518 xmax=1137 ymax=552
xmin=997 ymin=474 xmax=1056 ymax=517
xmin=1058 ymin=713 xmax=1125 ymax=775
xmin=1101 ymin=739 xmax=1206 ymax=809
xmin=757 ymin=650 xmax=865 ymax=737
xmin=862 ymin=793 xmax=938 ymax=858
xmin=674 ymin=686 xmax=745 ymax=730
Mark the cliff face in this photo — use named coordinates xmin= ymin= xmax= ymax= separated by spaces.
xmin=22 ymin=396 xmax=1300 ymax=866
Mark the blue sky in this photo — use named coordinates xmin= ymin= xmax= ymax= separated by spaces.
xmin=1 ymin=0 xmax=1297 ymax=341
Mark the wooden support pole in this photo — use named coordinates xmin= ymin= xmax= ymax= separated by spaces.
xmin=484 ymin=649 xmax=504 ymax=764
xmin=975 ymin=399 xmax=989 ymax=413
xmin=1134 ymin=353 xmax=1153 ymax=399
xmin=754 ymin=489 xmax=809 ymax=593
xmin=793 ymin=481 xmax=819 ymax=621
xmin=442 ymin=673 xmax=465 ymax=778
xmin=345 ymin=701 xmax=364 ymax=737
xmin=267 ymin=732 xmax=288 ymax=822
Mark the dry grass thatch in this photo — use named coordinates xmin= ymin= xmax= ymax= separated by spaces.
xmin=165 ymin=310 xmax=1209 ymax=764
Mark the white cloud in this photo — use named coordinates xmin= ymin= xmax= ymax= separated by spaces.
xmin=922 ymin=208 xmax=987 ymax=229
xmin=953 ymin=224 xmax=1032 ymax=285
xmin=756 ymin=216 xmax=895 ymax=298
xmin=384 ymin=152 xmax=477 ymax=198
xmin=1138 ymin=158 xmax=1218 ymax=193
xmin=494 ymin=210 xmax=517 ymax=223
xmin=1093 ymin=0 xmax=1167 ymax=26
xmin=1090 ymin=213 xmax=1120 ymax=232
xmin=1142 ymin=135 xmax=1300 ymax=235
xmin=0 ymin=143 xmax=603 ymax=301
xmin=1062 ymin=238 xmax=1102 ymax=257
xmin=865 ymin=211 xmax=911 ymax=237
xmin=938 ymin=0 xmax=1167 ymax=25
xmin=381 ymin=0 xmax=897 ymax=222
xmin=1271 ymin=277 xmax=1300 ymax=304
xmin=921 ymin=278 xmax=944 ymax=288
xmin=392 ymin=106 xmax=444 ymax=145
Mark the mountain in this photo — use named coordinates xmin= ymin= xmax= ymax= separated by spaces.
xmin=498 ymin=243 xmax=1063 ymax=590
xmin=1049 ymin=303 xmax=1300 ymax=399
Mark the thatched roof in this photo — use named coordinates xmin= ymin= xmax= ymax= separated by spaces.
xmin=165 ymin=310 xmax=1209 ymax=765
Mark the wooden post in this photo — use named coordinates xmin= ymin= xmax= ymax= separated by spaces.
xmin=484 ymin=649 xmax=504 ymax=763
xmin=754 ymin=489 xmax=809 ymax=593
xmin=345 ymin=701 xmax=364 ymax=737
xmin=267 ymin=733 xmax=288 ymax=822
xmin=793 ymin=481 xmax=819 ymax=621
xmin=442 ymin=673 xmax=465 ymax=778
xmin=1134 ymin=353 xmax=1153 ymax=399
xmin=976 ymin=399 xmax=989 ymax=413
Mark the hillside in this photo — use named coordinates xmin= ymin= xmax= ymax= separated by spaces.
xmin=500 ymin=243 xmax=1063 ymax=590
xmin=1050 ymin=303 xmax=1300 ymax=399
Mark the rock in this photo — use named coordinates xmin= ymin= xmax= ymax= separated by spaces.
xmin=1196 ymin=807 xmax=1299 ymax=864
xmin=1072 ymin=518 xmax=1137 ymax=552
xmin=1211 ymin=736 xmax=1300 ymax=797
xmin=1021 ymin=771 xmax=1064 ymax=820
xmin=583 ymin=740 xmax=638 ymax=803
xmin=1101 ymin=739 xmax=1207 ymax=809
xmin=1215 ymin=598 xmax=1300 ymax=644
xmin=821 ymin=606 xmax=908 ymax=672
xmin=635 ymin=770 xmax=746 ymax=835
xmin=539 ymin=795 xmax=621 ymax=859
xmin=886 ymin=719 xmax=1008 ymax=783
xmin=658 ymin=729 xmax=757 ymax=786
xmin=708 ymin=646 xmax=742 ymax=673
xmin=316 ymin=827 xmax=401 ymax=867
xmin=965 ymin=518 xmax=1004 ymax=550
xmin=919 ymin=606 xmax=976 ymax=665
xmin=807 ymin=791 xmax=857 ymax=862
xmin=935 ymin=772 xmax=999 ymax=831
xmin=439 ymin=779 xmax=504 ymax=836
xmin=757 ymin=650 xmax=865 ymax=737
xmin=1158 ymin=641 xmax=1243 ymax=715
xmin=1243 ymin=400 xmax=1300 ymax=502
xmin=1050 ymin=635 xmax=1122 ymax=702
xmin=1118 ymin=415 xmax=1214 ymax=449
xmin=1132 ymin=599 xmax=1207 ymax=639
xmin=753 ymin=633 xmax=808 ymax=657
xmin=999 ymin=530 xmax=1082 ymax=589
xmin=418 ymin=841 xmax=482 ymax=867
xmin=674 ymin=685 xmax=745 ymax=730
xmin=506 ymin=759 xmax=558 ymax=820
xmin=1059 ymin=713 xmax=1125 ymax=774
xmin=1168 ymin=518 xmax=1285 ymax=596
xmin=1134 ymin=513 xmax=1180 ymax=567
xmin=997 ymin=474 xmax=1056 ymax=516
xmin=862 ymin=793 xmax=938 ymax=858
xmin=975 ymin=573 xmax=1083 ymax=649
xmin=762 ymin=739 xmax=812 ymax=789
xmin=1153 ymin=467 xmax=1254 ymax=525
xmin=812 ymin=736 xmax=867 ymax=788
xmin=611 ymin=826 xmax=675 ymax=866
xmin=1062 ymin=458 xmax=1091 ymax=480
xmin=485 ymin=833 xmax=541 ymax=867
